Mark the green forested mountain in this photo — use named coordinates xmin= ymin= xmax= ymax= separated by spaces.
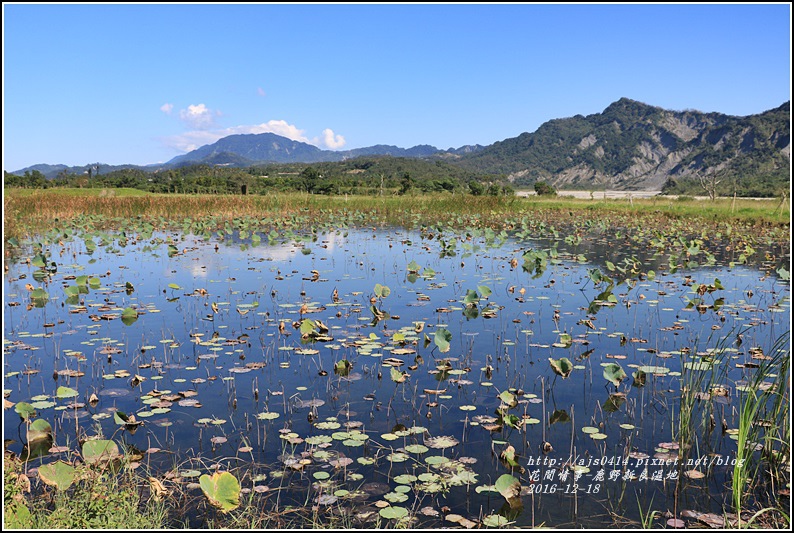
xmin=455 ymin=98 xmax=790 ymax=194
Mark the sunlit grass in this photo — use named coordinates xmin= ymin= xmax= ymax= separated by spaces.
xmin=6 ymin=187 xmax=150 ymax=198
xmin=3 ymin=455 xmax=169 ymax=529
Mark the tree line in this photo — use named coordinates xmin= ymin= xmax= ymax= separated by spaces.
xmin=4 ymin=156 xmax=518 ymax=197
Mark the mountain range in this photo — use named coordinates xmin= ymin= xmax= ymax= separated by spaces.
xmin=165 ymin=133 xmax=484 ymax=167
xmin=9 ymin=98 xmax=790 ymax=191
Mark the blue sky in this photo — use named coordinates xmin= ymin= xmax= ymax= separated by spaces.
xmin=3 ymin=3 xmax=791 ymax=171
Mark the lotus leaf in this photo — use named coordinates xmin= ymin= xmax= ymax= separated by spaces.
xmin=64 ymin=285 xmax=80 ymax=297
xmin=15 ymin=402 xmax=36 ymax=420
xmin=502 ymin=413 xmax=522 ymax=429
xmin=334 ymin=359 xmax=351 ymax=376
xmin=404 ymin=444 xmax=428 ymax=454
xmin=30 ymin=288 xmax=49 ymax=305
xmin=199 ymin=471 xmax=241 ymax=513
xmin=494 ymin=473 xmax=522 ymax=508
xmin=483 ymin=514 xmax=510 ymax=527
xmin=463 ymin=289 xmax=479 ymax=305
xmin=38 ymin=460 xmax=77 ymax=491
xmin=390 ymin=366 xmax=406 ymax=383
xmin=81 ymin=439 xmax=122 ymax=466
xmin=603 ymin=363 xmax=627 ymax=387
xmin=374 ymin=283 xmax=390 ymax=298
xmin=27 ymin=418 xmax=52 ymax=443
xmin=498 ymin=390 xmax=518 ymax=408
xmin=549 ymin=357 xmax=574 ymax=378
xmin=55 ymin=386 xmax=78 ymax=399
xmin=31 ymin=254 xmax=47 ymax=268
xmin=433 ymin=328 xmax=452 ymax=353
xmin=557 ymin=333 xmax=572 ymax=348
xmin=384 ymin=491 xmax=409 ymax=503
xmin=500 ymin=445 xmax=520 ymax=468
xmin=426 ymin=435 xmax=459 ymax=449
xmin=379 ymin=506 xmax=408 ymax=520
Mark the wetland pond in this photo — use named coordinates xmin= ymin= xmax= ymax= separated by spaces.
xmin=4 ymin=221 xmax=790 ymax=528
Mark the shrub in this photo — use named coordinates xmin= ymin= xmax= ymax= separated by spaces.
xmin=534 ymin=181 xmax=557 ymax=196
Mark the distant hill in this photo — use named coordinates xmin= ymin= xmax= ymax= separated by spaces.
xmin=455 ymin=98 xmax=790 ymax=192
xmin=7 ymin=162 xmax=161 ymax=180
xmin=10 ymin=136 xmax=485 ymax=178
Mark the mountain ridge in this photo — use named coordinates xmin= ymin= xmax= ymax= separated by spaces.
xmin=8 ymin=97 xmax=789 ymax=192
xmin=455 ymin=97 xmax=789 ymax=191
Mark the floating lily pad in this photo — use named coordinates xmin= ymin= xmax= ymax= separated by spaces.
xmin=29 ymin=401 xmax=56 ymax=410
xmin=121 ymin=307 xmax=138 ymax=325
xmin=426 ymin=435 xmax=459 ymax=449
xmin=404 ymin=444 xmax=429 ymax=454
xmin=637 ymin=365 xmax=669 ymax=375
xmin=483 ymin=514 xmax=510 ymax=527
xmin=199 ymin=471 xmax=241 ymax=513
xmin=495 ymin=474 xmax=522 ymax=508
xmin=27 ymin=418 xmax=52 ymax=443
xmin=499 ymin=390 xmax=518 ymax=408
xmin=379 ymin=506 xmax=408 ymax=520
xmin=55 ymin=386 xmax=79 ymax=399
xmin=384 ymin=491 xmax=409 ymax=503
xmin=81 ymin=439 xmax=121 ymax=467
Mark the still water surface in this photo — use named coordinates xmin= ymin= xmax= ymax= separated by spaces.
xmin=4 ymin=227 xmax=789 ymax=527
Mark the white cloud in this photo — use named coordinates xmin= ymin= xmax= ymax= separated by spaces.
xmin=179 ymin=103 xmax=215 ymax=130
xmin=160 ymin=103 xmax=174 ymax=114
xmin=235 ymin=120 xmax=310 ymax=142
xmin=320 ymin=128 xmax=346 ymax=149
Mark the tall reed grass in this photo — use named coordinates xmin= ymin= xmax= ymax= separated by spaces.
xmin=676 ymin=328 xmax=738 ymax=456
xmin=731 ymin=332 xmax=790 ymax=527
